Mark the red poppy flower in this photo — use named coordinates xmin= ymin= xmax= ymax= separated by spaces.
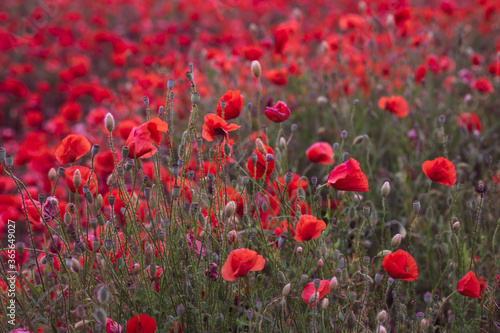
xmin=473 ymin=77 xmax=493 ymax=94
xmin=264 ymin=101 xmax=290 ymax=123
xmin=127 ymin=314 xmax=157 ymax=333
xmin=415 ymin=65 xmax=427 ymax=84
xmin=378 ymin=96 xmax=409 ymax=118
xmin=221 ymin=248 xmax=265 ymax=281
xmin=457 ymin=270 xmax=481 ymax=298
xmin=457 ymin=113 xmax=482 ymax=134
xmin=247 ymin=145 xmax=275 ymax=182
xmin=382 ymin=249 xmax=418 ymax=282
xmin=60 ymin=101 xmax=82 ymax=122
xmin=422 ymin=157 xmax=456 ymax=186
xmin=242 ymin=45 xmax=263 ymax=61
xmin=202 ymin=114 xmax=240 ymax=142
xmin=55 ymin=134 xmax=91 ymax=165
xmin=306 ymin=142 xmax=334 ymax=165
xmin=216 ymin=90 xmax=244 ymax=120
xmin=301 ymin=280 xmax=330 ymax=306
xmin=64 ymin=166 xmax=98 ymax=195
xmin=124 ymin=118 xmax=168 ymax=159
xmin=327 ymin=158 xmax=369 ymax=192
xmin=265 ymin=69 xmax=288 ymax=86
xmin=294 ymin=214 xmax=326 ymax=242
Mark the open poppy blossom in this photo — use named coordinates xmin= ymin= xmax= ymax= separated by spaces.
xmin=264 ymin=101 xmax=290 ymax=123
xmin=127 ymin=314 xmax=157 ymax=333
xmin=327 ymin=158 xmax=369 ymax=192
xmin=294 ymin=214 xmax=326 ymax=242
xmin=457 ymin=270 xmax=482 ymax=298
xmin=382 ymin=249 xmax=418 ymax=282
xmin=55 ymin=134 xmax=91 ymax=165
xmin=378 ymin=95 xmax=410 ymax=118
xmin=124 ymin=118 xmax=168 ymax=159
xmin=247 ymin=145 xmax=275 ymax=182
xmin=242 ymin=45 xmax=263 ymax=61
xmin=472 ymin=77 xmax=493 ymax=94
xmin=306 ymin=142 xmax=334 ymax=165
xmin=265 ymin=69 xmax=288 ymax=86
xmin=457 ymin=112 xmax=482 ymax=134
xmin=221 ymin=248 xmax=265 ymax=281
xmin=202 ymin=114 xmax=240 ymax=142
xmin=64 ymin=166 xmax=98 ymax=195
xmin=301 ymin=280 xmax=330 ymax=306
xmin=216 ymin=89 xmax=244 ymax=120
xmin=422 ymin=157 xmax=456 ymax=186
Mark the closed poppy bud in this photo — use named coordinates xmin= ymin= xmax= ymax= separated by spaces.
xmin=167 ymin=79 xmax=174 ymax=90
xmin=377 ymin=310 xmax=387 ymax=322
xmin=391 ymin=234 xmax=402 ymax=248
xmin=453 ymin=221 xmax=460 ymax=231
xmin=282 ymin=283 xmax=291 ymax=296
xmin=186 ymin=71 xmax=194 ymax=83
xmin=97 ymin=286 xmax=110 ymax=304
xmin=73 ymin=169 xmax=81 ymax=190
xmin=308 ymin=292 xmax=320 ymax=304
xmin=296 ymin=246 xmax=303 ymax=255
xmin=71 ymin=257 xmax=82 ymax=272
xmin=375 ymin=273 xmax=383 ymax=283
xmin=105 ymin=113 xmax=115 ymax=132
xmin=225 ymin=201 xmax=236 ymax=217
xmin=227 ymin=230 xmax=237 ymax=244
xmin=424 ymin=292 xmax=432 ymax=304
xmin=341 ymin=130 xmax=348 ymax=140
xmin=413 ymin=200 xmax=421 ymax=212
xmin=321 ymin=298 xmax=329 ymax=309
xmin=377 ymin=326 xmax=387 ymax=333
xmin=251 ymin=60 xmax=261 ymax=78
xmin=251 ymin=153 xmax=258 ymax=165
xmin=329 ymin=277 xmax=338 ymax=290
xmin=317 ymin=259 xmax=324 ymax=268
xmin=5 ymin=155 xmax=13 ymax=168
xmin=421 ymin=319 xmax=429 ymax=330
xmin=48 ymin=168 xmax=57 ymax=181
xmin=381 ymin=181 xmax=390 ymax=197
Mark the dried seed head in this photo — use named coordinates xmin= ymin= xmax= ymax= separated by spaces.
xmin=381 ymin=181 xmax=391 ymax=197
xmin=104 ymin=113 xmax=115 ymax=132
xmin=251 ymin=60 xmax=261 ymax=78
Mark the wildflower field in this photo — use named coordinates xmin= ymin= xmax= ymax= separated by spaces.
xmin=1 ymin=0 xmax=500 ymax=332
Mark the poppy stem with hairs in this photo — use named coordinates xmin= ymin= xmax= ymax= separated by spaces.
xmin=256 ymin=76 xmax=262 ymax=136
xmin=469 ymin=194 xmax=484 ymax=271
xmin=433 ymin=290 xmax=457 ymax=325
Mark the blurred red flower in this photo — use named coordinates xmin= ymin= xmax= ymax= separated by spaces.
xmin=264 ymin=101 xmax=290 ymax=123
xmin=64 ymin=166 xmax=98 ymax=195
xmin=202 ymin=114 xmax=240 ymax=142
xmin=294 ymin=214 xmax=326 ymax=242
xmin=216 ymin=90 xmax=244 ymax=120
xmin=327 ymin=158 xmax=369 ymax=192
xmin=473 ymin=77 xmax=493 ymax=94
xmin=382 ymin=249 xmax=418 ymax=282
xmin=221 ymin=248 xmax=265 ymax=281
xmin=55 ymin=134 xmax=91 ymax=165
xmin=457 ymin=270 xmax=482 ymax=298
xmin=422 ymin=157 xmax=456 ymax=186
xmin=124 ymin=118 xmax=168 ymax=159
xmin=242 ymin=45 xmax=263 ymax=61
xmin=127 ymin=314 xmax=157 ymax=333
xmin=306 ymin=142 xmax=334 ymax=165
xmin=265 ymin=69 xmax=288 ymax=86
xmin=301 ymin=280 xmax=330 ymax=305
xmin=457 ymin=112 xmax=482 ymax=134
xmin=247 ymin=145 xmax=274 ymax=182
xmin=378 ymin=96 xmax=409 ymax=118
xmin=415 ymin=65 xmax=427 ymax=84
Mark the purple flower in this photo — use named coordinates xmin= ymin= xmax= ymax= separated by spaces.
xmin=204 ymin=263 xmax=218 ymax=281
xmin=42 ymin=196 xmax=59 ymax=223
xmin=187 ymin=233 xmax=205 ymax=256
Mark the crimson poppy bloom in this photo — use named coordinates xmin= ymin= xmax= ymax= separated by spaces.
xmin=382 ymin=249 xmax=418 ymax=281
xmin=55 ymin=134 xmax=91 ymax=165
xmin=457 ymin=270 xmax=481 ymax=298
xmin=265 ymin=69 xmax=288 ymax=86
xmin=457 ymin=113 xmax=482 ymax=134
xmin=127 ymin=314 xmax=157 ymax=333
xmin=378 ymin=96 xmax=409 ymax=118
xmin=242 ymin=45 xmax=263 ymax=61
xmin=264 ymin=101 xmax=290 ymax=123
xmin=124 ymin=118 xmax=168 ymax=159
xmin=64 ymin=166 xmax=98 ymax=195
xmin=301 ymin=280 xmax=330 ymax=305
xmin=221 ymin=248 xmax=265 ymax=281
xmin=294 ymin=214 xmax=326 ymax=242
xmin=306 ymin=142 xmax=334 ymax=165
xmin=216 ymin=90 xmax=244 ymax=120
xmin=202 ymin=114 xmax=240 ymax=142
xmin=247 ymin=145 xmax=275 ymax=182
xmin=473 ymin=77 xmax=493 ymax=94
xmin=327 ymin=158 xmax=369 ymax=192
xmin=422 ymin=157 xmax=456 ymax=186
xmin=415 ymin=65 xmax=427 ymax=84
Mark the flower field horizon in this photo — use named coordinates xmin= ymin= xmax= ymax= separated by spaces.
xmin=0 ymin=0 xmax=499 ymax=332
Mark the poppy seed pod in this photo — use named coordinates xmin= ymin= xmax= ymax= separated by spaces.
xmin=116 ymin=166 xmax=124 ymax=177
xmin=108 ymin=195 xmax=115 ymax=206
xmin=313 ymin=278 xmax=321 ymax=290
xmin=105 ymin=113 xmax=115 ymax=132
xmin=381 ymin=181 xmax=391 ymax=197
xmin=121 ymin=146 xmax=129 ymax=159
xmin=185 ymin=71 xmax=194 ymax=83
xmin=5 ymin=155 xmax=13 ymax=168
xmin=191 ymin=92 xmax=200 ymax=104
xmin=167 ymin=79 xmax=174 ymax=90
xmin=250 ymin=153 xmax=258 ymax=165
xmin=0 ymin=147 xmax=5 ymax=161
xmin=143 ymin=96 xmax=149 ymax=106
xmin=265 ymin=154 xmax=274 ymax=162
xmin=251 ymin=60 xmax=261 ymax=78
xmin=172 ymin=185 xmax=181 ymax=198
xmin=91 ymin=144 xmax=100 ymax=156
xmin=341 ymin=130 xmax=348 ymax=140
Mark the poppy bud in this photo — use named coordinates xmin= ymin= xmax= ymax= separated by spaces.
xmin=329 ymin=277 xmax=338 ymax=290
xmin=300 ymin=274 xmax=308 ymax=285
xmin=282 ymin=283 xmax=291 ymax=296
xmin=224 ymin=142 xmax=231 ymax=156
xmin=332 ymin=142 xmax=340 ymax=152
xmin=341 ymin=130 xmax=348 ymax=140
xmin=348 ymin=291 xmax=356 ymax=302
xmin=413 ymin=200 xmax=421 ymax=212
xmin=308 ymin=292 xmax=320 ymax=304
xmin=73 ymin=169 xmax=81 ymax=190
xmin=104 ymin=239 xmax=113 ymax=251
xmin=317 ymin=259 xmax=324 ymax=268
xmin=387 ymin=277 xmax=394 ymax=286
xmin=376 ymin=326 xmax=387 ymax=333
xmin=144 ymin=187 xmax=151 ymax=199
xmin=440 ymin=242 xmax=449 ymax=255
xmin=185 ymin=71 xmax=194 ymax=83
xmin=143 ymin=96 xmax=149 ymax=106
xmin=320 ymin=298 xmax=329 ymax=309
xmin=241 ymin=176 xmax=249 ymax=185
xmin=420 ymin=319 xmax=429 ymax=330
xmin=97 ymin=286 xmax=110 ymax=304
xmin=246 ymin=310 xmax=254 ymax=321
xmin=225 ymin=201 xmax=236 ymax=217
xmin=381 ymin=181 xmax=390 ymax=197
xmin=255 ymin=138 xmax=266 ymax=156
xmin=93 ymin=308 xmax=107 ymax=325
xmin=90 ymin=218 xmax=98 ymax=230
xmin=105 ymin=113 xmax=115 ymax=132
xmin=332 ymin=249 xmax=340 ymax=261
xmin=191 ymin=92 xmax=200 ymax=104
xmin=167 ymin=79 xmax=174 ymax=90
xmin=453 ymin=221 xmax=460 ymax=231
xmin=91 ymin=144 xmax=100 ymax=156
xmin=279 ymin=137 xmax=287 ymax=150
xmin=158 ymin=106 xmax=164 ymax=115
xmin=346 ymin=312 xmax=356 ymax=330
xmin=438 ymin=114 xmax=446 ymax=124
xmin=391 ymin=234 xmax=402 ymax=248
xmin=76 ymin=305 xmax=86 ymax=319
xmin=363 ymin=256 xmax=370 ymax=265
xmin=177 ymin=304 xmax=185 ymax=316
xmin=377 ymin=310 xmax=387 ymax=322
xmin=71 ymin=257 xmax=82 ymax=272
xmin=296 ymin=246 xmax=303 ymax=255
xmin=251 ymin=60 xmax=261 ymax=78
xmin=0 ymin=147 xmax=5 ymax=161
xmin=251 ymin=153 xmax=258 ymax=165
xmin=48 ymin=168 xmax=57 ymax=181
xmin=5 ymin=155 xmax=13 ymax=168
xmin=227 ymin=230 xmax=237 ymax=244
